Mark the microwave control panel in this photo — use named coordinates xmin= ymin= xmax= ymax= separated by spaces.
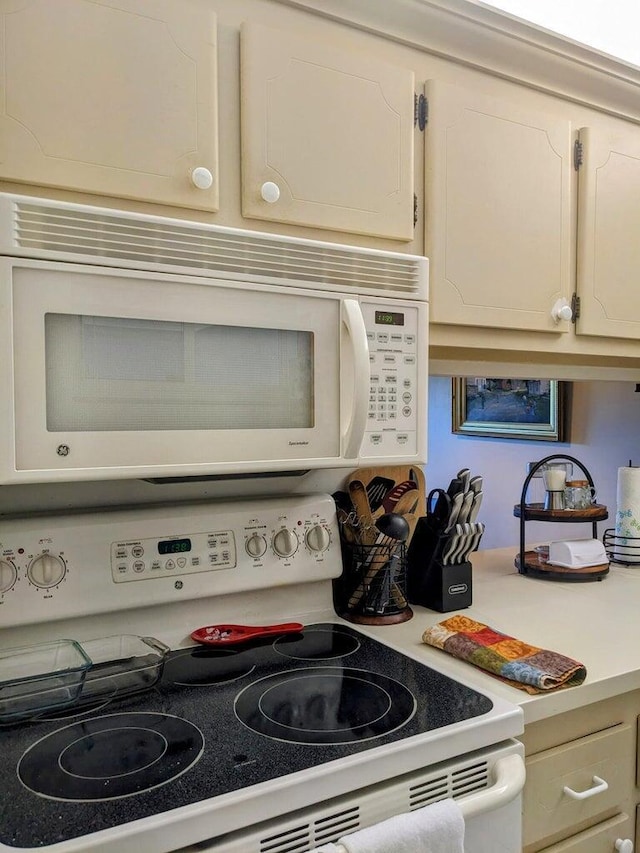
xmin=361 ymin=301 xmax=421 ymax=458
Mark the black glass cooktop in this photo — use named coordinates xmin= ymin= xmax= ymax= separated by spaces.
xmin=0 ymin=623 xmax=493 ymax=849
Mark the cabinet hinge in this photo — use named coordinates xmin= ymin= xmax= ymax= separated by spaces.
xmin=573 ymin=139 xmax=583 ymax=170
xmin=414 ymin=93 xmax=428 ymax=130
xmin=571 ymin=292 xmax=580 ymax=321
xmin=413 ymin=194 xmax=418 ymax=227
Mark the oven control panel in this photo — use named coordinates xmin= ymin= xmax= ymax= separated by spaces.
xmin=111 ymin=530 xmax=236 ymax=583
xmin=0 ymin=494 xmax=340 ymax=627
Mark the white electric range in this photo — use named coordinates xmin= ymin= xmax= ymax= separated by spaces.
xmin=0 ymin=494 xmax=524 ymax=852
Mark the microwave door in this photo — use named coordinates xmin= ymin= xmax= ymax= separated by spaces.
xmin=7 ymin=262 xmax=351 ymax=482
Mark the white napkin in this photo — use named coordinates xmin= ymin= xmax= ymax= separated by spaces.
xmin=338 ymin=798 xmax=464 ymax=853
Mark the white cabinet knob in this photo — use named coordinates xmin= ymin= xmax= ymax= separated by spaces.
xmin=190 ymin=167 xmax=213 ymax=190
xmin=260 ymin=181 xmax=281 ymax=203
xmin=615 ymin=839 xmax=633 ymax=853
xmin=551 ymin=297 xmax=573 ymax=323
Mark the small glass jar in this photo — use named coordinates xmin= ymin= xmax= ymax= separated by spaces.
xmin=565 ymin=480 xmax=597 ymax=510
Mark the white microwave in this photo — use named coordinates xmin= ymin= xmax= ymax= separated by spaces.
xmin=0 ymin=194 xmax=428 ymax=484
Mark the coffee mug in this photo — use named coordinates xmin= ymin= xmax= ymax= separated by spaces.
xmin=564 ymin=481 xmax=597 ymax=510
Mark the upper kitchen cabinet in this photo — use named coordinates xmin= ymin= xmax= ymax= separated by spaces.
xmin=0 ymin=0 xmax=218 ymax=211
xmin=425 ymin=79 xmax=573 ymax=333
xmin=576 ymin=125 xmax=640 ymax=340
xmin=240 ymin=22 xmax=415 ymax=240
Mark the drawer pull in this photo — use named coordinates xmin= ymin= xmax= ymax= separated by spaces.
xmin=562 ymin=775 xmax=608 ymax=800
xmin=615 ymin=840 xmax=633 ymax=853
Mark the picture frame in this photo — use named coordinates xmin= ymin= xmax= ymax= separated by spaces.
xmin=451 ymin=378 xmax=569 ymax=441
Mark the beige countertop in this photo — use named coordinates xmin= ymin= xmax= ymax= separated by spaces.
xmin=346 ymin=547 xmax=640 ymax=725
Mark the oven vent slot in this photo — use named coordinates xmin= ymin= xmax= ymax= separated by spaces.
xmin=9 ymin=198 xmax=426 ymax=298
xmin=259 ymin=823 xmax=310 ymax=853
xmin=408 ymin=760 xmax=490 ymax=809
xmin=258 ymin=807 xmax=360 ymax=853
xmin=408 ymin=772 xmax=450 ymax=809
xmin=314 ymin=806 xmax=360 ymax=843
xmin=451 ymin=760 xmax=490 ymax=798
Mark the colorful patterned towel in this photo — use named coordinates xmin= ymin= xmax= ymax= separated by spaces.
xmin=422 ymin=615 xmax=587 ymax=694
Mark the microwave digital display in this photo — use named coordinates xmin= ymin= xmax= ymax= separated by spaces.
xmin=375 ymin=310 xmax=405 ymax=326
xmin=158 ymin=538 xmax=192 ymax=555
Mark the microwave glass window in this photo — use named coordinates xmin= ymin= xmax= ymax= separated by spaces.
xmin=44 ymin=314 xmax=314 ymax=431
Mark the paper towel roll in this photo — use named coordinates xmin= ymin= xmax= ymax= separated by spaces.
xmin=614 ymin=466 xmax=640 ymax=564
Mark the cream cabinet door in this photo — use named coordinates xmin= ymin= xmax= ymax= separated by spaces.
xmin=577 ymin=125 xmax=640 ymax=339
xmin=425 ymin=79 xmax=573 ymax=332
xmin=240 ymin=22 xmax=415 ymax=240
xmin=0 ymin=0 xmax=218 ymax=211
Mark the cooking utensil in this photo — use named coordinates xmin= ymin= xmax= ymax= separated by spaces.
xmin=366 ymin=476 xmax=394 ymax=511
xmin=441 ymin=524 xmax=462 ymax=566
xmin=191 ymin=623 xmax=304 ymax=646
xmin=456 ymin=468 xmax=471 ymax=494
xmin=425 ymin=488 xmax=451 ymax=533
xmin=464 ymin=522 xmax=485 ymax=560
xmin=469 ymin=475 xmax=483 ymax=494
xmin=348 ymin=479 xmax=376 ymax=544
xmin=445 ymin=492 xmax=465 ymax=532
xmin=456 ymin=490 xmax=475 ymax=525
xmin=446 ymin=476 xmax=463 ymax=498
xmin=391 ymin=489 xmax=421 ymax=519
xmin=381 ymin=480 xmax=416 ymax=513
xmin=468 ymin=490 xmax=483 ymax=523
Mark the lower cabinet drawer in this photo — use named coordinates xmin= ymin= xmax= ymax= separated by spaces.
xmin=523 ymin=722 xmax=634 ymax=847
xmin=540 ymin=812 xmax=634 ymax=852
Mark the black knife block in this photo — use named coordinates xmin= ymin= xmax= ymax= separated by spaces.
xmin=406 ymin=517 xmax=473 ymax=612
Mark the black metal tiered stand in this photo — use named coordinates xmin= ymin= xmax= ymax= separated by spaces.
xmin=514 ymin=454 xmax=609 ymax=582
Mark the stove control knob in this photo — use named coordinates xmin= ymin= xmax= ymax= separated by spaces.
xmin=27 ymin=553 xmax=66 ymax=588
xmin=245 ymin=533 xmax=267 ymax=559
xmin=0 ymin=559 xmax=17 ymax=593
xmin=272 ymin=528 xmax=298 ymax=558
xmin=305 ymin=524 xmax=331 ymax=553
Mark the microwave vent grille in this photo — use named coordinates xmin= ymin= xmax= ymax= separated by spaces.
xmin=11 ymin=199 xmax=426 ymax=297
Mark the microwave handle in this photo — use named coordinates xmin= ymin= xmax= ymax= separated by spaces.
xmin=341 ymin=299 xmax=369 ymax=459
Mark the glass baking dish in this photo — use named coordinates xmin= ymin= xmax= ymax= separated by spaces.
xmin=78 ymin=635 xmax=169 ymax=702
xmin=0 ymin=639 xmax=91 ymax=721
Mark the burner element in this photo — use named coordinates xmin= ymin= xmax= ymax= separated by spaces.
xmin=235 ymin=667 xmax=416 ymax=744
xmin=18 ymin=712 xmax=203 ymax=801
xmin=163 ymin=647 xmax=255 ymax=686
xmin=274 ymin=626 xmax=360 ymax=660
xmin=59 ymin=727 xmax=167 ymax=779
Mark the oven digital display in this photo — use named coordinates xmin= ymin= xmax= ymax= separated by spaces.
xmin=158 ymin=538 xmax=192 ymax=554
xmin=375 ymin=310 xmax=405 ymax=326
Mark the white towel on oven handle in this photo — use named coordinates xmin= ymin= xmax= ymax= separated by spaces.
xmin=335 ymin=797 xmax=464 ymax=853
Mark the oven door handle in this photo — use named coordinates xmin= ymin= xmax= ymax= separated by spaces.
xmin=456 ymin=752 xmax=525 ymax=819
xmin=331 ymin=753 xmax=525 ymax=852
xmin=340 ymin=299 xmax=369 ymax=460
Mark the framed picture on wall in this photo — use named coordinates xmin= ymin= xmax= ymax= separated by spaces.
xmin=451 ymin=378 xmax=570 ymax=441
